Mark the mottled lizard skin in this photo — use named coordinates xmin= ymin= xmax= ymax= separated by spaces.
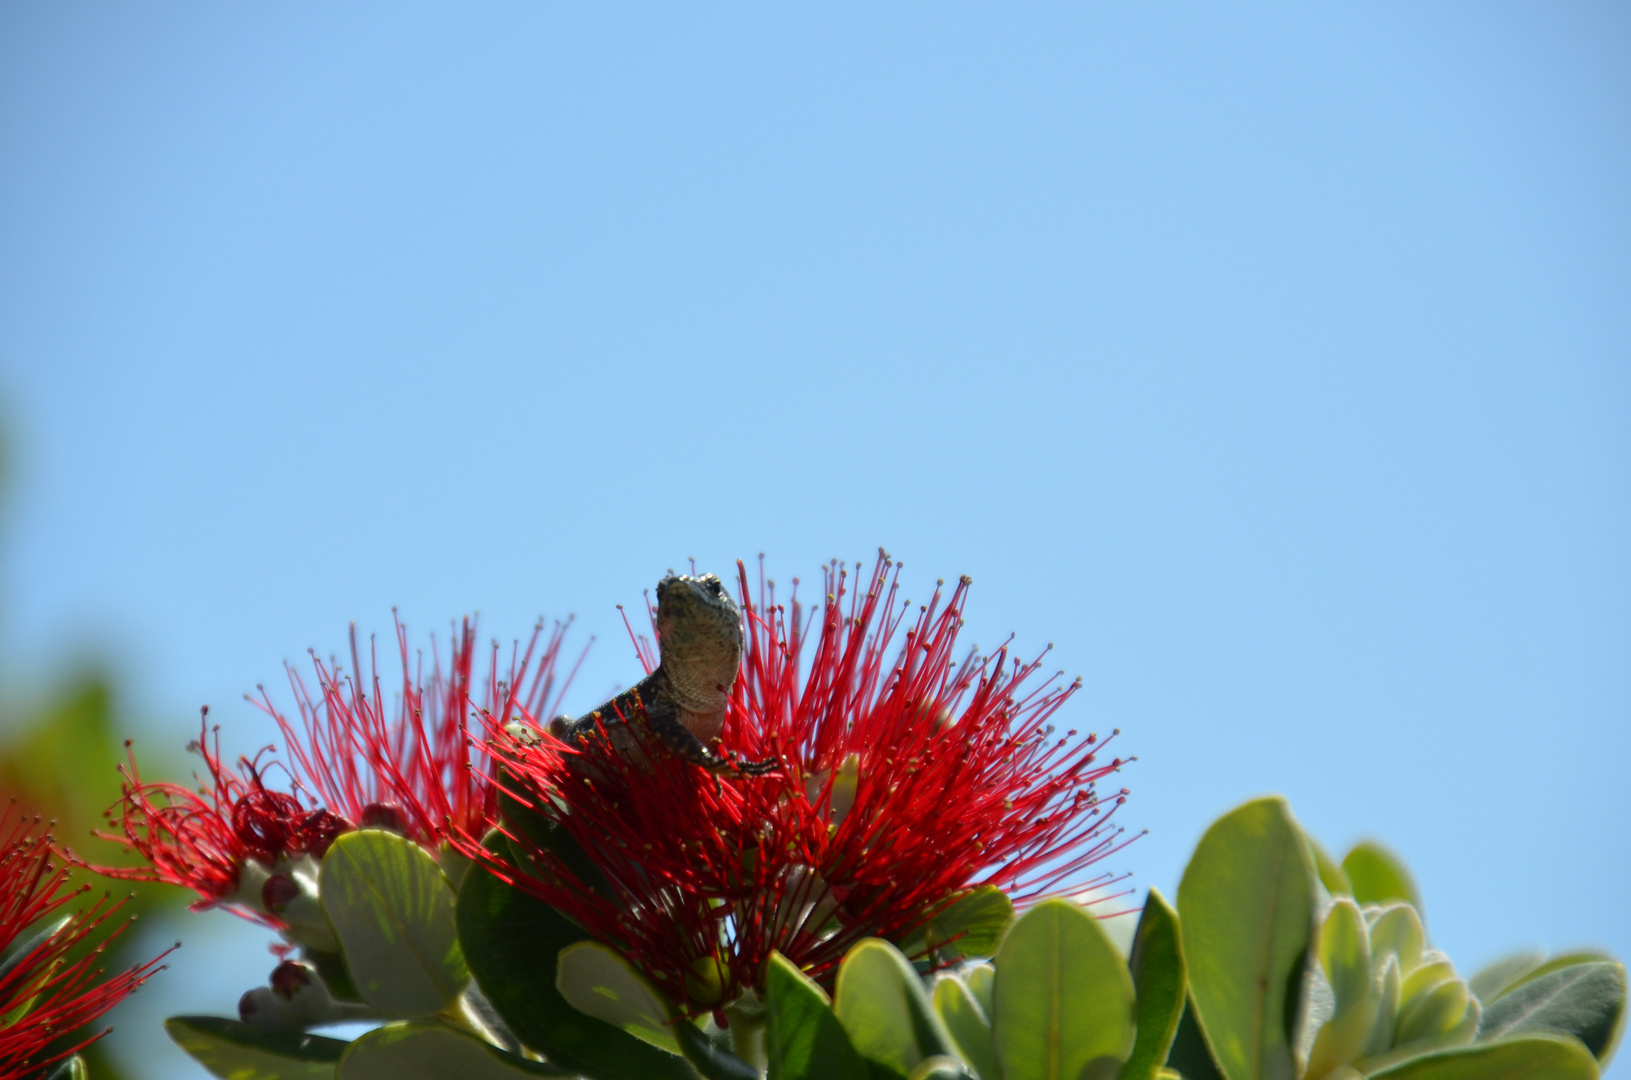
xmin=548 ymin=573 xmax=778 ymax=777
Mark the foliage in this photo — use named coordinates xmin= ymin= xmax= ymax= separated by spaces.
xmin=134 ymin=794 xmax=1622 ymax=1080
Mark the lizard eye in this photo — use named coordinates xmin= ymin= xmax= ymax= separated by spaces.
xmin=707 ymin=579 xmax=723 ymax=595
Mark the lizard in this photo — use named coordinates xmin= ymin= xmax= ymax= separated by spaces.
xmin=547 ymin=572 xmax=779 ymax=777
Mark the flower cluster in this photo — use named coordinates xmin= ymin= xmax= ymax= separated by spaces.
xmin=475 ymin=553 xmax=1136 ymax=1012
xmin=94 ymin=615 xmax=581 ymax=930
xmin=0 ymin=806 xmax=168 ymax=1079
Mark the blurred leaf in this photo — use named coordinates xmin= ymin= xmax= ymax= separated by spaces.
xmin=555 ymin=940 xmax=679 ymax=1054
xmin=336 ymin=1021 xmax=575 ymax=1079
xmin=1477 ymin=960 xmax=1626 ymax=1065
xmin=673 ymin=1018 xmax=760 ymax=1080
xmin=1365 ymin=1032 xmax=1599 ymax=1080
xmin=1163 ymin=1000 xmax=1225 ymax=1080
xmin=1120 ymin=889 xmax=1187 ymax=1080
xmin=920 ymin=886 xmax=1015 ymax=961
xmin=165 ymin=1015 xmax=348 ymax=1080
xmin=1340 ymin=842 xmax=1420 ymax=914
xmin=1177 ymin=797 xmax=1316 ymax=1080
xmin=1469 ymin=951 xmax=1547 ymax=1005
xmin=993 ymin=898 xmax=1136 ymax=1080
xmin=906 ymin=1056 xmax=974 ymax=1080
xmin=833 ymin=938 xmax=956 ymax=1079
xmin=932 ymin=976 xmax=997 ymax=1080
xmin=1307 ymin=837 xmax=1351 ymax=897
xmin=455 ymin=858 xmax=696 ymax=1080
xmin=319 ymin=829 xmax=468 ymax=1018
xmin=765 ymin=950 xmax=867 ymax=1080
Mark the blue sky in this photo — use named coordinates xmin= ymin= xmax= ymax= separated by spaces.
xmin=1 ymin=5 xmax=1627 ymax=1077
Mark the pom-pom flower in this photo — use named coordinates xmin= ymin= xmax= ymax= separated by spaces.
xmin=0 ymin=806 xmax=168 ymax=1079
xmin=474 ymin=553 xmax=1137 ymax=1013
xmin=93 ymin=616 xmax=581 ymax=934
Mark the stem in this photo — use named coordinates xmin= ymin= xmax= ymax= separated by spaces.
xmin=726 ymin=1004 xmax=767 ymax=1072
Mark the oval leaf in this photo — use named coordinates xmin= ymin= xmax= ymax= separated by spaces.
xmin=1478 ymin=960 xmax=1626 ymax=1064
xmin=925 ymin=886 xmax=1017 ymax=960
xmin=165 ymin=1015 xmax=348 ymax=1080
xmin=834 ymin=938 xmax=957 ymax=1077
xmin=319 ymin=829 xmax=468 ymax=1018
xmin=337 ymin=1021 xmax=575 ymax=1079
xmin=1367 ymin=1032 xmax=1599 ymax=1080
xmin=1176 ymin=796 xmax=1316 ymax=1080
xmin=933 ymin=976 xmax=999 ymax=1080
xmin=556 ymin=940 xmax=680 ymax=1053
xmin=455 ymin=859 xmax=697 ymax=1080
xmin=1468 ymin=951 xmax=1546 ymax=1005
xmin=765 ymin=951 xmax=868 ymax=1080
xmin=993 ymin=898 xmax=1136 ymax=1080
xmin=1120 ymin=888 xmax=1187 ymax=1080
xmin=1340 ymin=841 xmax=1421 ymax=914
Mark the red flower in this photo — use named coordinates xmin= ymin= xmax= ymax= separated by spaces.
xmin=0 ymin=807 xmax=169 ymax=1079
xmin=93 ymin=615 xmax=583 ymax=932
xmin=474 ymin=553 xmax=1137 ymax=1012
xmin=93 ymin=710 xmax=348 ymax=927
xmin=255 ymin=614 xmax=584 ymax=845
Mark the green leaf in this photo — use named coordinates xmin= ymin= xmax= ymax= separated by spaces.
xmin=318 ymin=829 xmax=468 ymax=1018
xmin=554 ymin=940 xmax=685 ymax=1054
xmin=499 ymin=787 xmax=617 ymax=901
xmin=41 ymin=1055 xmax=86 ymax=1080
xmin=336 ymin=1021 xmax=575 ymax=1079
xmin=165 ymin=1016 xmax=348 ymax=1080
xmin=765 ymin=951 xmax=868 ymax=1080
xmin=1163 ymin=1000 xmax=1225 ymax=1080
xmin=1506 ymin=951 xmax=1616 ymax=995
xmin=1176 ymin=797 xmax=1316 ymax=1080
xmin=933 ymin=976 xmax=998 ymax=1080
xmin=1307 ymin=837 xmax=1352 ymax=897
xmin=454 ymin=859 xmax=697 ymax=1080
xmin=1477 ymin=960 xmax=1626 ymax=1064
xmin=1468 ymin=951 xmax=1546 ymax=1005
xmin=673 ymin=1018 xmax=761 ymax=1080
xmin=923 ymin=886 xmax=1017 ymax=960
xmin=1120 ymin=888 xmax=1187 ymax=1080
xmin=1365 ymin=1032 xmax=1600 ymax=1080
xmin=834 ymin=938 xmax=957 ymax=1078
xmin=993 ymin=898 xmax=1136 ymax=1080
xmin=964 ymin=965 xmax=995 ymax=1019
xmin=907 ymin=1056 xmax=974 ymax=1080
xmin=1339 ymin=842 xmax=1421 ymax=914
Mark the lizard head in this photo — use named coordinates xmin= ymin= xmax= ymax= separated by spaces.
xmin=655 ymin=572 xmax=744 ymax=714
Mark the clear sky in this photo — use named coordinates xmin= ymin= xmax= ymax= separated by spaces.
xmin=1 ymin=5 xmax=1627 ymax=1078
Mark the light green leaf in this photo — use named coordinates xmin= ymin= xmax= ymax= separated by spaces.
xmin=964 ymin=964 xmax=995 ymax=1019
xmin=764 ymin=951 xmax=868 ymax=1080
xmin=319 ymin=829 xmax=468 ymax=1018
xmin=1320 ymin=899 xmax=1372 ymax=1009
xmin=41 ymin=1056 xmax=86 ymax=1080
xmin=1366 ymin=1032 xmax=1599 ymax=1080
xmin=455 ymin=859 xmax=697 ymax=1080
xmin=834 ymin=938 xmax=957 ymax=1078
xmin=1395 ymin=978 xmax=1470 ymax=1045
xmin=1339 ymin=842 xmax=1420 ymax=914
xmin=993 ymin=898 xmax=1136 ymax=1080
xmin=336 ymin=1021 xmax=574 ymax=1079
xmin=1307 ymin=837 xmax=1351 ymax=897
xmin=908 ymin=1055 xmax=974 ymax=1080
xmin=933 ymin=976 xmax=998 ymax=1080
xmin=1468 ymin=951 xmax=1546 ymax=1004
xmin=1119 ymin=889 xmax=1187 ymax=1080
xmin=1176 ymin=797 xmax=1316 ymax=1080
xmin=924 ymin=886 xmax=1017 ymax=960
xmin=1367 ymin=906 xmax=1426 ymax=979
xmin=1478 ymin=960 xmax=1626 ymax=1065
xmin=556 ymin=940 xmax=680 ymax=1053
xmin=165 ymin=1016 xmax=348 ymax=1080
